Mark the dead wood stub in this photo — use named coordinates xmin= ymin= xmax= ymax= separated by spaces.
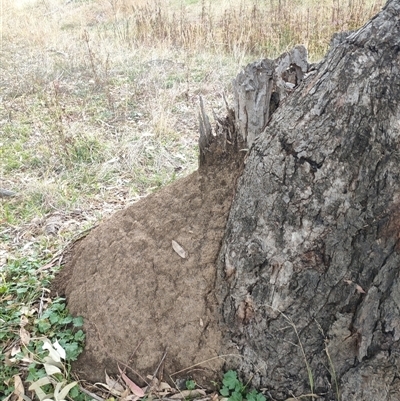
xmin=233 ymin=45 xmax=309 ymax=148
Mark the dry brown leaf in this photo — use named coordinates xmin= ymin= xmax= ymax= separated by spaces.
xmin=38 ymin=260 xmax=57 ymax=271
xmin=19 ymin=327 xmax=31 ymax=346
xmin=13 ymin=375 xmax=25 ymax=401
xmin=121 ymin=387 xmax=131 ymax=399
xmin=5 ymin=351 xmax=17 ymax=367
xmin=118 ymin=365 xmax=145 ymax=397
xmin=172 ymin=240 xmax=187 ymax=259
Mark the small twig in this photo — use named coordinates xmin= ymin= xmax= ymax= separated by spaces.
xmin=153 ymin=349 xmax=168 ymax=379
xmin=143 ymin=350 xmax=168 ymax=394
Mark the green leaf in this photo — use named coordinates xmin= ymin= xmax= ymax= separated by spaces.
xmin=69 ymin=386 xmax=80 ymax=399
xmin=72 ymin=316 xmax=84 ymax=327
xmin=220 ymin=387 xmax=230 ymax=397
xmin=49 ymin=313 xmax=60 ymax=324
xmin=185 ymin=380 xmax=196 ymax=390
xmin=256 ymin=393 xmax=266 ymax=401
xmin=230 ymin=391 xmax=243 ymax=401
xmin=37 ymin=319 xmax=51 ymax=333
xmin=26 ymin=364 xmax=47 ymax=383
xmin=245 ymin=389 xmax=266 ymax=401
xmin=63 ymin=342 xmax=81 ymax=361
xmin=60 ymin=315 xmax=73 ymax=324
xmin=74 ymin=330 xmax=85 ymax=342
xmin=223 ymin=370 xmax=239 ymax=390
xmin=235 ymin=381 xmax=245 ymax=393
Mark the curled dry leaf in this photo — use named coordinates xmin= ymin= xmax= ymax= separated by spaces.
xmin=54 ymin=380 xmax=78 ymax=401
xmin=172 ymin=240 xmax=187 ymax=259
xmin=42 ymin=339 xmax=63 ymax=363
xmin=158 ymin=381 xmax=172 ymax=391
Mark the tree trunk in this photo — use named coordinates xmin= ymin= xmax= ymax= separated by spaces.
xmin=216 ymin=1 xmax=400 ymax=400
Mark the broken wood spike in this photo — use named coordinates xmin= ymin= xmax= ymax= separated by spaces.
xmin=198 ymin=96 xmax=245 ymax=170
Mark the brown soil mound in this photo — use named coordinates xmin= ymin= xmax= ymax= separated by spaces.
xmin=52 ymin=112 xmax=245 ymax=386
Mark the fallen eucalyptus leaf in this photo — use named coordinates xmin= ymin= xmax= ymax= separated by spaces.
xmin=118 ymin=365 xmax=145 ymax=397
xmin=44 ymin=362 xmax=62 ymax=375
xmin=56 ymin=381 xmax=78 ymax=401
xmin=53 ymin=340 xmax=66 ymax=360
xmin=28 ymin=377 xmax=52 ymax=401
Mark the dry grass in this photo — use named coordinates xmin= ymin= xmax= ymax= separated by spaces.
xmin=0 ymin=0 xmax=385 ymax=258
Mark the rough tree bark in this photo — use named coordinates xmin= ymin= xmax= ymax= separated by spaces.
xmin=216 ymin=1 xmax=400 ymax=400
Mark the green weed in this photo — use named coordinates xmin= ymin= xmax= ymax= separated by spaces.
xmin=0 ymin=258 xmax=85 ymax=397
xmin=220 ymin=370 xmax=267 ymax=401
xmin=185 ymin=379 xmax=196 ymax=390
